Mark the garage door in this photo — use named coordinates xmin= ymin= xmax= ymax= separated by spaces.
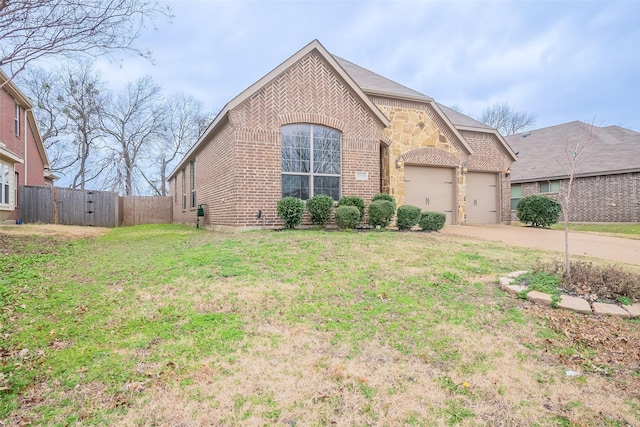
xmin=404 ymin=166 xmax=455 ymax=225
xmin=466 ymin=172 xmax=498 ymax=224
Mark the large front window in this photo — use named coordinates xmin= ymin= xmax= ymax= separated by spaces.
xmin=281 ymin=124 xmax=341 ymax=200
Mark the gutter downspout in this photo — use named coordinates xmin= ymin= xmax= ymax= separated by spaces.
xmin=23 ymin=107 xmax=28 ymax=185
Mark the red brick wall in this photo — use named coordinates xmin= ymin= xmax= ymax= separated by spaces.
xmin=513 ymin=172 xmax=640 ymax=222
xmin=174 ymin=51 xmax=386 ymax=229
xmin=1 ymin=89 xmax=46 ymax=221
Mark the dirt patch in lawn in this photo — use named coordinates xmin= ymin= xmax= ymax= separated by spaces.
xmin=0 ymin=223 xmax=109 ymax=239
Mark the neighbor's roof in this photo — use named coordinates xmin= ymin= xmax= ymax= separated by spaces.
xmin=505 ymin=121 xmax=640 ymax=182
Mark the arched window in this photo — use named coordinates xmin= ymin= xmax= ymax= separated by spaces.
xmin=281 ymin=124 xmax=341 ymax=200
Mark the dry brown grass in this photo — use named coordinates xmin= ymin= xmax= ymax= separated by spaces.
xmin=3 ymin=226 xmax=639 ymax=426
xmin=0 ymin=223 xmax=109 ymax=239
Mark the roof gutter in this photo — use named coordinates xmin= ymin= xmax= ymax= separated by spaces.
xmin=511 ymin=167 xmax=640 ymax=184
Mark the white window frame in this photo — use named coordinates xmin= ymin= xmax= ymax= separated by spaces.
xmin=14 ymin=103 xmax=20 ymax=136
xmin=0 ymin=162 xmax=12 ymax=207
xmin=181 ymin=168 xmax=187 ymax=210
xmin=540 ymin=180 xmax=560 ymax=193
xmin=281 ymin=123 xmax=341 ymax=200
xmin=190 ymin=160 xmax=196 ymax=209
xmin=510 ymin=184 xmax=522 ymax=210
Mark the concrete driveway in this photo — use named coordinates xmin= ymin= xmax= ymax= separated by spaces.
xmin=441 ymin=224 xmax=640 ymax=266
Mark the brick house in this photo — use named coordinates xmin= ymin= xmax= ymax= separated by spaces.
xmin=506 ymin=121 xmax=640 ymax=222
xmin=168 ymin=40 xmax=516 ymax=230
xmin=0 ymin=70 xmax=53 ymax=223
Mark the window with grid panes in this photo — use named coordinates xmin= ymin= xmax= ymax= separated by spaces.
xmin=281 ymin=124 xmax=341 ymax=200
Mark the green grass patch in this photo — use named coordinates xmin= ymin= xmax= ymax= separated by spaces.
xmin=550 ymin=222 xmax=640 ymax=238
xmin=1 ymin=224 xmax=636 ymax=425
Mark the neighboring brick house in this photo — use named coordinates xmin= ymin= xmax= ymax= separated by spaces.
xmin=0 ymin=69 xmax=54 ymax=223
xmin=506 ymin=121 xmax=640 ymax=222
xmin=168 ymin=40 xmax=516 ymax=230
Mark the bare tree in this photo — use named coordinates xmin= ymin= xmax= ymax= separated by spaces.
xmin=0 ymin=0 xmax=171 ymax=83
xmin=100 ymin=76 xmax=166 ymax=195
xmin=17 ymin=67 xmax=69 ymax=168
xmin=558 ymin=121 xmax=596 ymax=278
xmin=140 ymin=93 xmax=212 ymax=196
xmin=18 ymin=61 xmax=109 ymax=188
xmin=61 ymin=62 xmax=110 ymax=189
xmin=480 ymin=102 xmax=537 ymax=135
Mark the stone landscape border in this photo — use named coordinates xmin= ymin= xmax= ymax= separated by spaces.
xmin=498 ymin=271 xmax=640 ymax=319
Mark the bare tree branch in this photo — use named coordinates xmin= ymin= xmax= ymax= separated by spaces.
xmin=100 ymin=75 xmax=165 ymax=195
xmin=558 ymin=119 xmax=598 ymax=278
xmin=0 ymin=0 xmax=172 ymax=84
xmin=480 ymin=102 xmax=537 ymax=135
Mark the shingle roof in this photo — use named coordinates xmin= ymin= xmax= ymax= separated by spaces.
xmin=436 ymin=103 xmax=493 ymax=130
xmin=333 ymin=57 xmax=496 ymax=132
xmin=505 ymin=121 xmax=640 ymax=182
xmin=333 ymin=56 xmax=433 ymax=102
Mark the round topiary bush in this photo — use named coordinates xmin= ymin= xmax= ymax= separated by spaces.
xmin=306 ymin=194 xmax=334 ymax=226
xmin=334 ymin=205 xmax=360 ymax=230
xmin=371 ymin=193 xmax=396 ymax=210
xmin=368 ymin=200 xmax=395 ymax=228
xmin=419 ymin=211 xmax=446 ymax=231
xmin=396 ymin=205 xmax=421 ymax=230
xmin=277 ymin=196 xmax=305 ymax=229
xmin=337 ymin=196 xmax=365 ymax=222
xmin=516 ymin=195 xmax=561 ymax=228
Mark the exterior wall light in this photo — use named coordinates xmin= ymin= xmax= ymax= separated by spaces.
xmin=395 ymin=156 xmax=403 ymax=169
xmin=461 ymin=163 xmax=467 ymax=175
xmin=505 ymin=168 xmax=511 ymax=177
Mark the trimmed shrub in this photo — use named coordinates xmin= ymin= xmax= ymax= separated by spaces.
xmin=516 ymin=195 xmax=561 ymax=228
xmin=371 ymin=193 xmax=396 ymax=210
xmin=337 ymin=196 xmax=365 ymax=222
xmin=277 ymin=196 xmax=305 ymax=229
xmin=396 ymin=205 xmax=421 ymax=230
xmin=419 ymin=211 xmax=446 ymax=231
xmin=368 ymin=200 xmax=395 ymax=228
xmin=334 ymin=205 xmax=360 ymax=230
xmin=306 ymin=194 xmax=334 ymax=226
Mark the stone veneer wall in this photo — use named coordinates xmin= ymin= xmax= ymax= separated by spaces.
xmin=371 ymin=97 xmax=467 ymax=223
xmin=513 ymin=172 xmax=640 ymax=222
xmin=371 ymin=97 xmax=466 ymax=223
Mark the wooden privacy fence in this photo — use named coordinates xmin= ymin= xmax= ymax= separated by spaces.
xmin=119 ymin=196 xmax=173 ymax=226
xmin=19 ymin=186 xmax=172 ymax=227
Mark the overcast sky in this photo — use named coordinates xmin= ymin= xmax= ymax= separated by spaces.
xmin=95 ymin=0 xmax=640 ymax=132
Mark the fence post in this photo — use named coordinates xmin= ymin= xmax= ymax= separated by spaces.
xmin=53 ymin=186 xmax=59 ymax=225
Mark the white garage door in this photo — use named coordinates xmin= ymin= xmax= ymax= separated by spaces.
xmin=466 ymin=172 xmax=498 ymax=224
xmin=404 ymin=166 xmax=455 ymax=225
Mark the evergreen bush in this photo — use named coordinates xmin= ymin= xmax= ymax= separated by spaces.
xmin=516 ymin=195 xmax=561 ymax=227
xmin=419 ymin=211 xmax=446 ymax=231
xmin=277 ymin=196 xmax=305 ymax=229
xmin=337 ymin=196 xmax=365 ymax=222
xmin=371 ymin=193 xmax=396 ymax=210
xmin=368 ymin=200 xmax=395 ymax=228
xmin=396 ymin=205 xmax=421 ymax=230
xmin=306 ymin=194 xmax=334 ymax=226
xmin=334 ymin=205 xmax=360 ymax=230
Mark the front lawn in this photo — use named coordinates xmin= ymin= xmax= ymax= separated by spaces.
xmin=1 ymin=225 xmax=639 ymax=426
